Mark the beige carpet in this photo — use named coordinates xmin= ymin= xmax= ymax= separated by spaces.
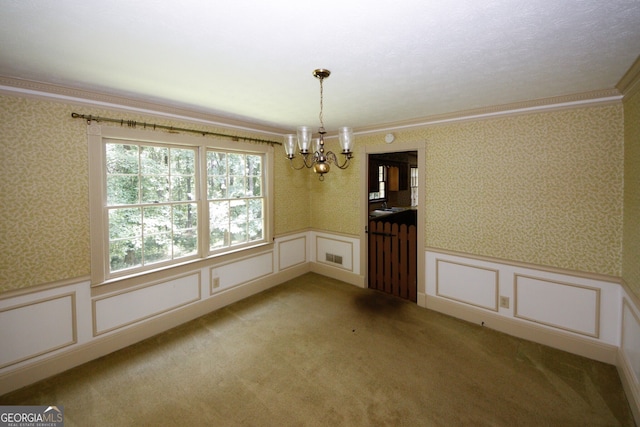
xmin=1 ymin=273 xmax=634 ymax=426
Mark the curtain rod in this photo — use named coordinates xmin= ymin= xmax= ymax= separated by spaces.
xmin=71 ymin=112 xmax=282 ymax=146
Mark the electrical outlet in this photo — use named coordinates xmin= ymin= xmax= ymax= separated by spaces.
xmin=499 ymin=296 xmax=509 ymax=309
xmin=212 ymin=277 xmax=220 ymax=289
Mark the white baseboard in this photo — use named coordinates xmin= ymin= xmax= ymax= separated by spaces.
xmin=426 ymin=296 xmax=618 ymax=365
xmin=617 ymin=348 xmax=640 ymax=425
xmin=310 ymin=262 xmax=365 ymax=288
xmin=417 ymin=292 xmax=427 ymax=308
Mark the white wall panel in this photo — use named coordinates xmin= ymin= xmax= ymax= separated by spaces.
xmin=622 ymin=299 xmax=640 ymax=383
xmin=315 ymin=235 xmax=354 ymax=272
xmin=514 ymin=274 xmax=600 ymax=337
xmin=212 ymin=252 xmax=273 ymax=290
xmin=93 ymin=273 xmax=200 ymax=335
xmin=278 ymin=236 xmax=307 ymax=271
xmin=435 ymin=259 xmax=499 ymax=311
xmin=426 ymin=250 xmax=620 ymax=345
xmin=0 ymin=294 xmax=76 ymax=368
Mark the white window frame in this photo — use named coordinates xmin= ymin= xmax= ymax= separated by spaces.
xmin=205 ymin=147 xmax=267 ymax=255
xmin=410 ymin=166 xmax=418 ymax=207
xmin=88 ymin=124 xmax=274 ymax=286
xmin=368 ymin=165 xmax=387 ymax=201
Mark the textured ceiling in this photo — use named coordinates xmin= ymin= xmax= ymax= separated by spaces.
xmin=1 ymin=0 xmax=639 ymax=133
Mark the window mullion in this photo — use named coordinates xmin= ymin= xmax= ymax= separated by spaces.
xmin=197 ymin=145 xmax=209 ymax=258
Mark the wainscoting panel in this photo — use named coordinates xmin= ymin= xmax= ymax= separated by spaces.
xmin=0 ymin=293 xmax=76 ymax=369
xmin=435 ymin=259 xmax=499 ymax=311
xmin=93 ymin=272 xmax=201 ymax=335
xmin=0 ymin=231 xmax=363 ymax=396
xmin=515 ymin=274 xmax=600 ymax=337
xmin=622 ymin=298 xmax=640 ymax=383
xmin=211 ymin=251 xmax=274 ymax=292
xmin=426 ymin=249 xmax=621 ymax=350
xmin=620 ymin=294 xmax=640 ymax=424
xmin=278 ymin=235 xmax=307 ymax=271
xmin=315 ymin=234 xmax=355 ymax=272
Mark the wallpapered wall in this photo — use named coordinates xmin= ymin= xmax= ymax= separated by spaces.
xmin=309 ymin=149 xmax=360 ymax=235
xmin=424 ymin=105 xmax=624 ymax=277
xmin=0 ymin=97 xmax=90 ymax=291
xmin=319 ymin=104 xmax=625 ymax=277
xmin=623 ymin=88 xmax=640 ymax=299
xmin=0 ymin=94 xmax=628 ymax=292
xmin=0 ymin=95 xmax=306 ymax=292
xmin=276 ymin=133 xmax=361 ymax=236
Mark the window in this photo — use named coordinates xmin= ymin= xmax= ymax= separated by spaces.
xmin=89 ymin=125 xmax=273 ymax=284
xmin=368 ymin=165 xmax=386 ymax=201
xmin=207 ymin=150 xmax=264 ymax=252
xmin=410 ymin=166 xmax=418 ymax=207
xmin=106 ymin=142 xmax=198 ymax=273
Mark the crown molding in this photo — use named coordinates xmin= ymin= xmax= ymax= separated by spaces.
xmin=0 ymin=76 xmax=624 ymax=137
xmin=0 ymin=76 xmax=287 ymax=136
xmin=356 ymin=88 xmax=623 ymax=135
xmin=617 ymin=55 xmax=640 ymax=99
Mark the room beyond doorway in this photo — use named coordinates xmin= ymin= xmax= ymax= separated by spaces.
xmin=367 ymin=151 xmax=418 ymax=302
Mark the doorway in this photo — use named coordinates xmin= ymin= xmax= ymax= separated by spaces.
xmin=366 ymin=151 xmax=418 ymax=302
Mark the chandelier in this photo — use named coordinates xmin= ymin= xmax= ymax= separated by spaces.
xmin=284 ymin=69 xmax=354 ymax=180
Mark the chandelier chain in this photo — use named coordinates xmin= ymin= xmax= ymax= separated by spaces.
xmin=319 ymin=77 xmax=324 ymax=131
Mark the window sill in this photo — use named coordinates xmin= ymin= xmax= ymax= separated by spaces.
xmin=91 ymin=241 xmax=274 ymax=297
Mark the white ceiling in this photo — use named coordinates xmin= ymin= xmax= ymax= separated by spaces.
xmin=1 ymin=0 xmax=639 ymax=133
